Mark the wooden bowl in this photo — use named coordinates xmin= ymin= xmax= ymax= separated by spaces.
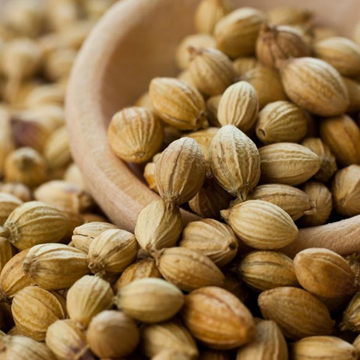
xmin=66 ymin=0 xmax=360 ymax=257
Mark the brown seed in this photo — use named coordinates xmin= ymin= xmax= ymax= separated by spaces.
xmin=12 ymin=286 xmax=66 ymax=341
xmin=294 ymin=248 xmax=357 ymax=299
xmin=320 ymin=115 xmax=360 ymax=166
xmin=239 ymin=251 xmax=299 ymax=291
xmin=259 ymin=143 xmax=320 ymax=186
xmin=0 ymin=237 xmax=14 ymax=274
xmin=22 ymin=243 xmax=89 ymax=290
xmin=221 ymin=200 xmax=298 ymax=250
xmin=242 ymin=67 xmax=287 ymax=108
xmin=10 ymin=112 xmax=52 ymax=153
xmin=0 ymin=334 xmax=57 ymax=360
xmin=182 ymin=286 xmax=255 ymax=349
xmin=301 ymin=137 xmax=337 ymax=183
xmin=188 ymin=47 xmax=235 ymax=96
xmin=209 ymin=125 xmax=260 ymax=201
xmin=258 ymin=287 xmax=334 ymax=340
xmin=332 ymin=165 xmax=360 ymax=217
xmin=222 ymin=271 xmax=250 ymax=304
xmin=291 ymin=336 xmax=357 ymax=360
xmin=342 ymin=293 xmax=360 ymax=331
xmin=115 ymin=278 xmax=184 ymax=323
xmin=214 ymin=8 xmax=266 ymax=58
xmin=4 ymin=147 xmax=47 ymax=189
xmin=140 ymin=319 xmax=199 ymax=359
xmin=135 ymin=199 xmax=183 ymax=253
xmin=66 ymin=275 xmax=114 ymax=329
xmin=155 ymin=137 xmax=206 ymax=206
xmin=278 ymin=57 xmax=349 ymax=117
xmin=236 ymin=319 xmax=288 ymax=360
xmin=88 ymin=229 xmax=138 ymax=275
xmin=86 ymin=310 xmax=139 ymax=359
xmin=3 ymin=201 xmax=69 ymax=250
xmin=217 ymin=82 xmax=259 ymax=133
xmin=256 ymin=23 xmax=311 ymax=68
xmin=108 ymin=106 xmax=164 ymax=163
xmin=194 ymin=0 xmax=231 ymax=34
xmin=154 ymin=247 xmax=224 ymax=292
xmin=113 ymin=257 xmax=162 ymax=292
xmin=149 ymin=78 xmax=208 ymax=131
xmin=0 ymin=249 xmax=34 ymax=301
xmin=248 ymin=184 xmax=315 ymax=221
xmin=299 ymin=182 xmax=332 ymax=227
xmin=180 ymin=219 xmax=238 ymax=267
xmin=189 ymin=175 xmax=233 ymax=219
xmin=343 ymin=77 xmax=360 ymax=113
xmin=256 ymin=101 xmax=308 ymax=144
xmin=314 ymin=37 xmax=360 ymax=77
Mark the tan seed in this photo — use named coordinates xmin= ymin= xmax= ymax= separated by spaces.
xmin=221 ymin=200 xmax=298 ymax=249
xmin=180 ymin=219 xmax=238 ymax=267
xmin=294 ymin=248 xmax=357 ymax=299
xmin=248 ymin=184 xmax=315 ymax=221
xmin=188 ymin=47 xmax=235 ymax=96
xmin=278 ymin=57 xmax=349 ymax=117
xmin=332 ymin=165 xmax=360 ymax=217
xmin=155 ymin=137 xmax=206 ymax=206
xmin=182 ymin=286 xmax=255 ymax=349
xmin=140 ymin=319 xmax=198 ymax=359
xmin=86 ymin=310 xmax=139 ymax=359
xmin=239 ymin=251 xmax=299 ymax=291
xmin=149 ymin=78 xmax=208 ymax=131
xmin=115 ymin=278 xmax=184 ymax=323
xmin=291 ymin=336 xmax=357 ymax=360
xmin=209 ymin=125 xmax=260 ymax=201
xmin=258 ymin=287 xmax=334 ymax=340
xmin=66 ymin=275 xmax=114 ymax=329
xmin=301 ymin=137 xmax=337 ymax=183
xmin=87 ymin=228 xmax=138 ymax=275
xmin=320 ymin=115 xmax=360 ymax=166
xmin=236 ymin=319 xmax=288 ymax=360
xmin=259 ymin=143 xmax=321 ymax=186
xmin=135 ymin=199 xmax=183 ymax=253
xmin=154 ymin=247 xmax=224 ymax=292
xmin=218 ymin=82 xmax=259 ymax=133
xmin=108 ymin=106 xmax=164 ymax=163
xmin=12 ymin=286 xmax=66 ymax=341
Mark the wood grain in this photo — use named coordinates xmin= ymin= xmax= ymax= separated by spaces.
xmin=66 ymin=0 xmax=360 ymax=255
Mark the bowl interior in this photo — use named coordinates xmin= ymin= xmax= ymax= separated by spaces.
xmin=66 ymin=0 xmax=360 ymax=230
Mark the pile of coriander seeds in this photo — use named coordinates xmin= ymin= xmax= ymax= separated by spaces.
xmin=107 ymin=0 xmax=360 ymax=359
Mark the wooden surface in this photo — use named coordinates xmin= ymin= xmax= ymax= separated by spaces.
xmin=66 ymin=0 xmax=360 ymax=255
